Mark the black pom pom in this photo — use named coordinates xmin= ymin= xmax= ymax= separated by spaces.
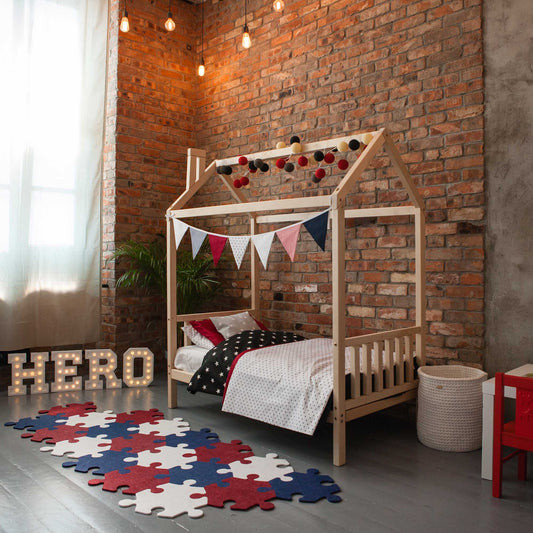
xmin=222 ymin=165 xmax=232 ymax=175
xmin=216 ymin=166 xmax=224 ymax=174
xmin=248 ymin=161 xmax=257 ymax=171
xmin=349 ymin=139 xmax=360 ymax=151
xmin=254 ymin=158 xmax=263 ymax=169
xmin=289 ymin=135 xmax=300 ymax=144
xmin=312 ymin=175 xmax=321 ymax=183
xmin=314 ymin=150 xmax=324 ymax=162
xmin=284 ymin=162 xmax=295 ymax=172
xmin=260 ymin=163 xmax=269 ymax=172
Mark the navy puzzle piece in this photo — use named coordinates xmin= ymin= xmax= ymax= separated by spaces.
xmin=163 ymin=428 xmax=219 ymax=450
xmin=265 ymin=468 xmax=342 ymax=503
xmin=62 ymin=448 xmax=138 ymax=475
xmin=83 ymin=421 xmax=139 ymax=439
xmin=156 ymin=457 xmax=231 ymax=487
xmin=6 ymin=414 xmax=67 ymax=432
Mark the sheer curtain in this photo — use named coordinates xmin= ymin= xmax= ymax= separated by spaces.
xmin=0 ymin=0 xmax=107 ymax=350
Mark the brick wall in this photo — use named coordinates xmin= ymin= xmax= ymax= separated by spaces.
xmin=102 ymin=0 xmax=199 ymax=368
xmin=189 ymin=0 xmax=485 ymax=366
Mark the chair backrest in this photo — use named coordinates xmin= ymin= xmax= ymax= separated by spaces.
xmin=497 ymin=373 xmax=533 ymax=438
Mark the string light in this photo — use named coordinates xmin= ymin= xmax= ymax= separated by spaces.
xmin=120 ymin=0 xmax=130 ymax=32
xmin=242 ymin=0 xmax=251 ymax=49
xmin=273 ymin=0 xmax=285 ymax=12
xmin=165 ymin=0 xmax=176 ymax=31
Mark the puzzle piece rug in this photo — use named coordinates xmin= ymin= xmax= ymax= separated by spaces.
xmin=5 ymin=403 xmax=341 ymax=520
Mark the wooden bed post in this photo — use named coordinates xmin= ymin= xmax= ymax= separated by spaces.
xmin=167 ymin=214 xmax=178 ymax=408
xmin=250 ymin=216 xmax=260 ymax=317
xmin=415 ymin=208 xmax=426 ymax=366
xmin=331 ymin=197 xmax=346 ymax=466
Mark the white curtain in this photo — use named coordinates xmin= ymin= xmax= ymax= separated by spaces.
xmin=0 ymin=0 xmax=107 ymax=350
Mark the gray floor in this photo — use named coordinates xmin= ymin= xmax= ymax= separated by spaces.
xmin=0 ymin=376 xmax=531 ymax=533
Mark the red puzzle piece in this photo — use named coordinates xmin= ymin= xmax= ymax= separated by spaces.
xmin=195 ymin=440 xmax=253 ymax=464
xmin=192 ymin=474 xmax=276 ymax=511
xmin=104 ymin=432 xmax=166 ymax=453
xmin=88 ymin=463 xmax=170 ymax=495
xmin=115 ymin=409 xmax=165 ymax=425
xmin=21 ymin=423 xmax=88 ymax=443
xmin=38 ymin=402 xmax=97 ymax=418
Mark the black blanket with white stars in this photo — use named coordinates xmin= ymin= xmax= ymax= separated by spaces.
xmin=187 ymin=329 xmax=306 ymax=397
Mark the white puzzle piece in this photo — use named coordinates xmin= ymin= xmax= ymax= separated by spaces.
xmin=40 ymin=435 xmax=112 ymax=457
xmin=128 ymin=417 xmax=189 ymax=437
xmin=119 ymin=481 xmax=207 ymax=518
xmin=125 ymin=444 xmax=196 ymax=470
xmin=221 ymin=452 xmax=294 ymax=482
xmin=58 ymin=410 xmax=116 ymax=428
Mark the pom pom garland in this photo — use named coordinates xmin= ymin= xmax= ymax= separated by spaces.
xmin=291 ymin=142 xmax=303 ymax=154
xmin=238 ymin=156 xmax=248 ymax=165
xmin=276 ymin=158 xmax=286 ymax=169
xmin=361 ymin=133 xmax=374 ymax=145
xmin=260 ymin=163 xmax=269 ymax=172
xmin=324 ymin=152 xmax=335 ymax=164
xmin=338 ymin=159 xmax=349 ymax=170
xmin=312 ymin=175 xmax=321 ymax=184
xmin=284 ymin=162 xmax=295 ymax=172
xmin=297 ymin=156 xmax=308 ymax=167
xmin=314 ymin=150 xmax=324 ymax=162
xmin=349 ymin=139 xmax=360 ymax=151
xmin=337 ymin=141 xmax=349 ymax=153
xmin=254 ymin=158 xmax=263 ymax=169
xmin=276 ymin=141 xmax=287 ymax=149
xmin=289 ymin=135 xmax=300 ymax=144
xmin=315 ymin=167 xmax=326 ymax=180
xmin=233 ymin=178 xmax=242 ymax=188
xmin=240 ymin=175 xmax=250 ymax=187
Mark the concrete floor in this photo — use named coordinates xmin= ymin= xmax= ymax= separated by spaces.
xmin=0 ymin=375 xmax=531 ymax=533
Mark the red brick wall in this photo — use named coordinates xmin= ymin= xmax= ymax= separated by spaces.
xmin=102 ymin=0 xmax=199 ymax=366
xmin=189 ymin=0 xmax=484 ymax=366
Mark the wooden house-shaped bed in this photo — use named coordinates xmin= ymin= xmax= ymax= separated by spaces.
xmin=166 ymin=127 xmax=426 ymax=466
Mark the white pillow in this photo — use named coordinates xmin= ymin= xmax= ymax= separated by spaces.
xmin=211 ymin=311 xmax=261 ymax=340
xmin=181 ymin=324 xmax=215 ymax=350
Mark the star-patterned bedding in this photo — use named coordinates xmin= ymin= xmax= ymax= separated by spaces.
xmin=187 ymin=330 xmax=305 ymax=397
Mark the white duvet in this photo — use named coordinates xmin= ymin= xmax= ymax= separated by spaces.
xmin=222 ymin=338 xmax=351 ymax=435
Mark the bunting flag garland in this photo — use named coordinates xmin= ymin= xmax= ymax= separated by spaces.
xmin=169 ymin=209 xmax=330 ymax=269
xmin=303 ymin=210 xmax=329 ymax=251
xmin=229 ymin=235 xmax=250 ymax=269
xmin=251 ymin=231 xmax=276 ymax=269
xmin=208 ymin=234 xmax=227 ymax=267
xmin=172 ymin=218 xmax=189 ymax=249
xmin=190 ymin=227 xmax=207 ymax=259
xmin=276 ymin=223 xmax=301 ymax=262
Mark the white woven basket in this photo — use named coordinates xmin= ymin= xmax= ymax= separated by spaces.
xmin=417 ymin=365 xmax=487 ymax=452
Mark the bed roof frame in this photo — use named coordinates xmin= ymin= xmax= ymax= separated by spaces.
xmin=166 ymin=127 xmax=426 ymax=466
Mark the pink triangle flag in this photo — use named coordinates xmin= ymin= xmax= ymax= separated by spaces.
xmin=276 ymin=223 xmax=301 ymax=262
xmin=208 ymin=234 xmax=228 ymax=267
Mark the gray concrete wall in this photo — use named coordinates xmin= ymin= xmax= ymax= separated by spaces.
xmin=484 ymin=0 xmax=533 ymax=376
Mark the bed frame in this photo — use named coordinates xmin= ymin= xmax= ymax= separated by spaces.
xmin=166 ymin=127 xmax=426 ymax=466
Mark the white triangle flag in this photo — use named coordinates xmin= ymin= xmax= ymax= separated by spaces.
xmin=252 ymin=231 xmax=275 ymax=269
xmin=229 ymin=235 xmax=250 ymax=269
xmin=190 ymin=227 xmax=207 ymax=259
xmin=172 ymin=218 xmax=189 ymax=250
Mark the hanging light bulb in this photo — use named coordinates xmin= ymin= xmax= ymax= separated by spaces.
xmin=198 ymin=1 xmax=205 ymax=76
xmin=198 ymin=57 xmax=205 ymax=77
xmin=273 ymin=0 xmax=285 ymax=12
xmin=120 ymin=0 xmax=130 ymax=33
xmin=165 ymin=1 xmax=175 ymax=31
xmin=242 ymin=24 xmax=251 ymax=48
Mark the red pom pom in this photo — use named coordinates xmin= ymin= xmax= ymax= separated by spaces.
xmin=238 ymin=156 xmax=248 ymax=166
xmin=338 ymin=159 xmax=349 ymax=170
xmin=276 ymin=158 xmax=286 ymax=169
xmin=240 ymin=176 xmax=250 ymax=187
xmin=233 ymin=179 xmax=242 ymax=188
xmin=249 ymin=166 xmax=257 ymax=173
xmin=324 ymin=152 xmax=335 ymax=164
xmin=298 ymin=156 xmax=308 ymax=167
xmin=315 ymin=168 xmax=326 ymax=179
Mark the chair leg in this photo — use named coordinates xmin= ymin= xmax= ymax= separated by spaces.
xmin=492 ymin=444 xmax=503 ymax=498
xmin=518 ymin=451 xmax=527 ymax=481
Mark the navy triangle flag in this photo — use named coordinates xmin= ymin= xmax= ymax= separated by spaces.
xmin=303 ymin=210 xmax=329 ymax=251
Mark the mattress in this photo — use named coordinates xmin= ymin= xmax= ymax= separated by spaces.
xmin=174 ymin=345 xmax=208 ymax=374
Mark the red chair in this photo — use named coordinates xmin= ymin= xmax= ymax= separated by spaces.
xmin=492 ymin=372 xmax=533 ymax=498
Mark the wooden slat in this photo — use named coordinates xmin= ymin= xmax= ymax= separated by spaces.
xmin=166 ymin=216 xmax=178 ymax=408
xmin=175 ymin=308 xmax=253 ymax=323
xmin=345 ymin=326 xmax=421 ymax=347
xmin=374 ymin=341 xmax=383 ymax=392
xmin=331 ymin=205 xmax=346 ymax=466
xmin=395 ymin=336 xmax=404 ymax=386
xmin=170 ymin=368 xmax=194 ymax=383
xmin=216 ymin=132 xmax=376 ymax=166
xmin=170 ymin=195 xmax=331 ymax=219
xmin=345 ymin=206 xmax=416 ymax=218
xmin=344 ymin=389 xmax=417 ymax=422
xmin=384 ymin=338 xmax=394 ymax=388
xmin=415 ymin=208 xmax=427 ymax=366
xmin=345 ymin=381 xmax=418 ymax=410
xmin=349 ymin=346 xmax=360 ymax=399
xmin=256 ymin=211 xmax=323 ymax=224
xmin=362 ymin=344 xmax=372 ymax=395
xmin=250 ymin=217 xmax=260 ymax=317
xmin=405 ymin=335 xmax=414 ymax=383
